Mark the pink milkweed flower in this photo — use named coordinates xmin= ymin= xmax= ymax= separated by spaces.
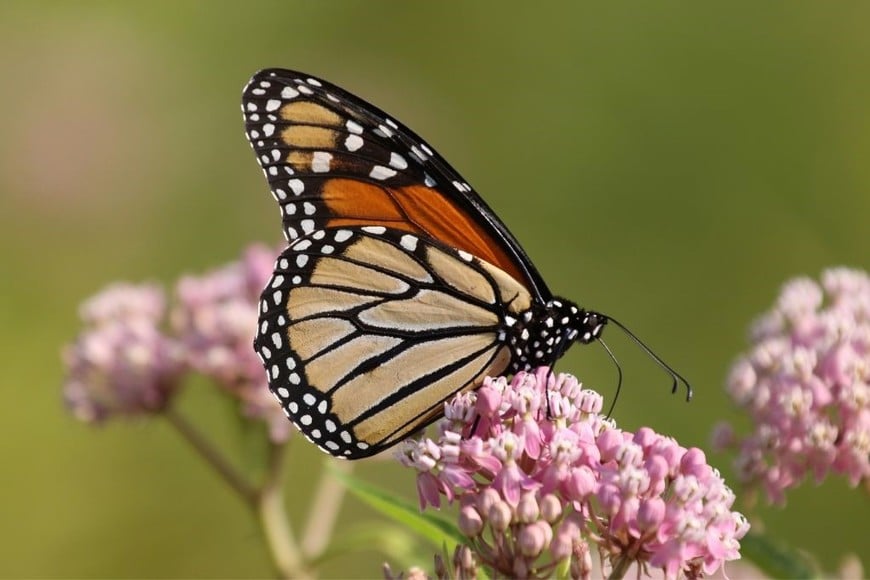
xmin=171 ymin=243 xmax=291 ymax=442
xmin=715 ymin=267 xmax=870 ymax=504
xmin=78 ymin=282 xmax=166 ymax=326
xmin=60 ymin=245 xmax=293 ymax=443
xmin=171 ymin=244 xmax=273 ymax=391
xmin=398 ymin=368 xmax=747 ymax=579
xmin=62 ymin=283 xmax=185 ymax=422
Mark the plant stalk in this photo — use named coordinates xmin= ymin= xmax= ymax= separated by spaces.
xmin=165 ymin=407 xmax=258 ymax=507
xmin=258 ymin=441 xmax=306 ymax=579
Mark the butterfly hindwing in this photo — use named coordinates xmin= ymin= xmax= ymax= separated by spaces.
xmin=242 ymin=68 xmax=550 ymax=301
xmin=254 ymin=226 xmax=532 ymax=458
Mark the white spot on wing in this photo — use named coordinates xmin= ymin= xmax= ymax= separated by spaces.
xmin=281 ymin=87 xmax=299 ymax=99
xmin=345 ymin=134 xmax=364 ymax=151
xmin=288 ymin=179 xmax=305 ymax=195
xmin=312 ymin=152 xmax=332 ymax=173
xmin=413 ymin=145 xmax=429 ymax=161
xmin=389 ymin=152 xmax=408 ymax=170
xmin=369 ymin=165 xmax=397 ymax=180
xmin=400 ymin=235 xmax=418 ymax=252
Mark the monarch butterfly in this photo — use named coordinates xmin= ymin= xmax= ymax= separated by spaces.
xmin=243 ymin=69 xmax=691 ymax=459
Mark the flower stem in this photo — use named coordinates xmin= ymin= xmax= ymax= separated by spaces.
xmin=300 ymin=460 xmax=353 ymax=558
xmin=166 ymin=408 xmax=307 ymax=577
xmin=258 ymin=441 xmax=307 ymax=579
xmin=164 ymin=407 xmax=258 ymax=507
xmin=607 ymin=554 xmax=632 ymax=580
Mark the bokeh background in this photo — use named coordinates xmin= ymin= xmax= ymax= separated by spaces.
xmin=1 ymin=2 xmax=868 ymax=577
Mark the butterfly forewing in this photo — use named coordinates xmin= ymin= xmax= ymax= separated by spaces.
xmin=254 ymin=226 xmax=531 ymax=458
xmin=242 ymin=69 xmax=550 ymax=300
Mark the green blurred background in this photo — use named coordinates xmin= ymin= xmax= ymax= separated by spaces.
xmin=1 ymin=1 xmax=867 ymax=577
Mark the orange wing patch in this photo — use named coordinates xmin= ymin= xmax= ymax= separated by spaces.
xmin=321 ymin=179 xmax=526 ymax=285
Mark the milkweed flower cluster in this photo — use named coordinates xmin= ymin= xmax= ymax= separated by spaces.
xmin=397 ymin=368 xmax=748 ymax=580
xmin=63 ymin=283 xmax=184 ymax=422
xmin=713 ymin=267 xmax=870 ymax=504
xmin=61 ymin=244 xmax=290 ymax=442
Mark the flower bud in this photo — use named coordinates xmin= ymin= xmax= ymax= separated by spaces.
xmin=458 ymin=506 xmax=484 ymax=537
xmin=540 ymin=494 xmax=562 ymax=523
xmin=478 ymin=487 xmax=501 ymax=515
xmin=453 ymin=544 xmax=477 ymax=578
xmin=517 ymin=522 xmax=548 ymax=557
xmin=551 ymin=513 xmax=582 ymax=560
xmin=488 ymin=499 xmax=513 ymax=532
xmin=517 ymin=492 xmax=540 ymax=523
xmin=637 ymin=497 xmax=665 ymax=533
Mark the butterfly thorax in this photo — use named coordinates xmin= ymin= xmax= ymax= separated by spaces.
xmin=503 ymin=298 xmax=607 ymax=371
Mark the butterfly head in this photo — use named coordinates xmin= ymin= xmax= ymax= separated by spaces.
xmin=541 ymin=298 xmax=607 ymax=345
xmin=576 ymin=310 xmax=607 ymax=344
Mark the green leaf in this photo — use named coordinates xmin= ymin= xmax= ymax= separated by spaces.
xmin=740 ymin=530 xmax=819 ymax=579
xmin=310 ymin=521 xmax=428 ymax=570
xmin=329 ymin=465 xmax=465 ymax=549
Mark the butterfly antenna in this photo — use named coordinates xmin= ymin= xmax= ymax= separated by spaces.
xmin=605 ymin=317 xmax=693 ymax=402
xmin=598 ymin=338 xmax=622 ymax=417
